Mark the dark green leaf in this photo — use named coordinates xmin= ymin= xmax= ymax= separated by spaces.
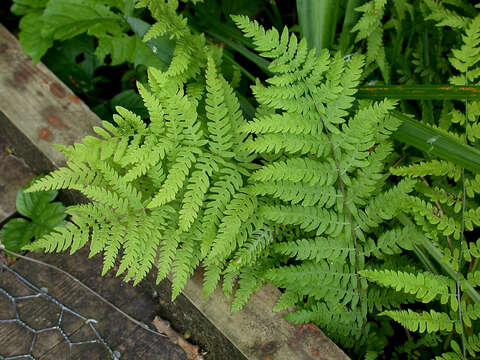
xmin=18 ymin=12 xmax=53 ymax=62
xmin=41 ymin=0 xmax=125 ymax=41
xmin=31 ymin=202 xmax=66 ymax=238
xmin=16 ymin=188 xmax=58 ymax=219
xmin=110 ymin=90 xmax=148 ymax=119
xmin=11 ymin=0 xmax=47 ymax=15
xmin=0 ymin=218 xmax=34 ymax=252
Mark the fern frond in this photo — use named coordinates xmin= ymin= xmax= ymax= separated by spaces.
xmin=147 ymin=147 xmax=198 ymax=208
xmin=381 ymin=309 xmax=454 ymax=333
xmin=361 ymin=269 xmax=458 ymax=308
xmin=251 ymin=158 xmax=337 ymax=186
xmin=178 ymin=154 xmax=217 ymax=232
xmin=231 ymin=265 xmax=264 ymax=312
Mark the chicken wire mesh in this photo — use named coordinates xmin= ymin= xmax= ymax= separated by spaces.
xmin=0 ymin=257 xmax=120 ymax=360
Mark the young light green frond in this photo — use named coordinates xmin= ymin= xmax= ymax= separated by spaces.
xmin=137 ymin=0 xmax=189 ymax=40
xmin=222 ymin=227 xmax=274 ymax=297
xmin=23 ymin=224 xmax=76 ymax=253
xmin=381 ymin=309 xmax=454 ymax=333
xmin=26 ymin=162 xmax=96 ymax=192
xmin=200 ymin=167 xmax=244 ymax=257
xmin=231 ymin=15 xmax=284 ymax=59
xmin=273 ymin=237 xmax=352 ymax=262
xmin=358 ymin=178 xmax=416 ymax=230
xmin=260 ymin=205 xmax=347 ymax=237
xmin=251 ymin=158 xmax=337 ymax=186
xmin=352 ymin=0 xmax=390 ymax=82
xmin=243 ymin=132 xmax=330 ymax=158
xmin=265 ymin=261 xmax=358 ymax=305
xmin=172 ymin=235 xmax=201 ymax=300
xmin=115 ymin=106 xmax=147 ymax=133
xmin=206 ymin=189 xmax=258 ymax=265
xmin=133 ymin=217 xmax=162 ymax=285
xmin=361 ymin=269 xmax=457 ymax=308
xmin=231 ymin=266 xmax=264 ymax=313
xmin=240 ymin=112 xmax=323 ymax=137
xmin=95 ymin=161 xmax=143 ymax=208
xmin=147 ymin=147 xmax=197 ymax=208
xmin=138 ymin=82 xmax=165 ymax=136
xmin=178 ymin=155 xmax=217 ymax=232
xmin=228 ymin=227 xmax=273 ymax=270
xmin=391 ymin=160 xmax=461 ymax=181
xmin=205 ymin=56 xmax=236 ymax=157
xmin=253 ymin=181 xmax=338 ymax=208
xmin=273 ymin=290 xmax=300 ymax=312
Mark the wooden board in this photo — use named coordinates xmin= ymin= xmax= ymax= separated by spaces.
xmin=0 ymin=135 xmax=35 ymax=223
xmin=0 ymin=248 xmax=187 ymax=359
xmin=0 ymin=22 xmax=350 ymax=360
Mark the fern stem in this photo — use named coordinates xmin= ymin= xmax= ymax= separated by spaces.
xmin=307 ymin=84 xmax=365 ymax=323
xmin=457 ymin=168 xmax=467 ymax=357
xmin=419 ymin=176 xmax=453 ymax=254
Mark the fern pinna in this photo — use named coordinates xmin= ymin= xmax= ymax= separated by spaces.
xmin=364 ymin=11 xmax=480 ymax=360
xmin=220 ymin=15 xmax=419 ymax=354
xmin=25 ymin=50 xmax=254 ymax=299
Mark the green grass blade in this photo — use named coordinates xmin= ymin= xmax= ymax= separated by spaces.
xmin=392 ymin=111 xmax=480 ymax=173
xmin=358 ymin=85 xmax=480 ymax=100
xmin=297 ymin=0 xmax=340 ymax=53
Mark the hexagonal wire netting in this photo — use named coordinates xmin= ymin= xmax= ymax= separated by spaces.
xmin=0 ymin=257 xmax=120 ymax=360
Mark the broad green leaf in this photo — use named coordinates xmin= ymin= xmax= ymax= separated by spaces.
xmin=11 ymin=0 xmax=47 ymax=15
xmin=0 ymin=218 xmax=34 ymax=252
xmin=17 ymin=11 xmax=53 ymax=62
xmin=357 ymin=85 xmax=480 ymax=100
xmin=31 ymin=202 xmax=66 ymax=238
xmin=41 ymin=0 xmax=125 ymax=41
xmin=110 ymin=90 xmax=148 ymax=119
xmin=16 ymin=188 xmax=58 ymax=219
xmin=43 ymin=35 xmax=99 ymax=93
xmin=96 ymin=34 xmax=166 ymax=69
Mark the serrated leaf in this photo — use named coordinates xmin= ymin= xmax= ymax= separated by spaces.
xmin=16 ymin=188 xmax=58 ymax=219
xmin=17 ymin=11 xmax=53 ymax=62
xmin=31 ymin=202 xmax=66 ymax=238
xmin=0 ymin=218 xmax=34 ymax=252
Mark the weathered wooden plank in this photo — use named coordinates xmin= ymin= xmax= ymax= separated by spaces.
xmin=0 ymin=135 xmax=35 ymax=223
xmin=0 ymin=22 xmax=350 ymax=360
xmin=162 ymin=271 xmax=350 ymax=360
xmin=0 ymin=25 xmax=98 ymax=174
xmin=6 ymin=251 xmax=187 ymax=360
